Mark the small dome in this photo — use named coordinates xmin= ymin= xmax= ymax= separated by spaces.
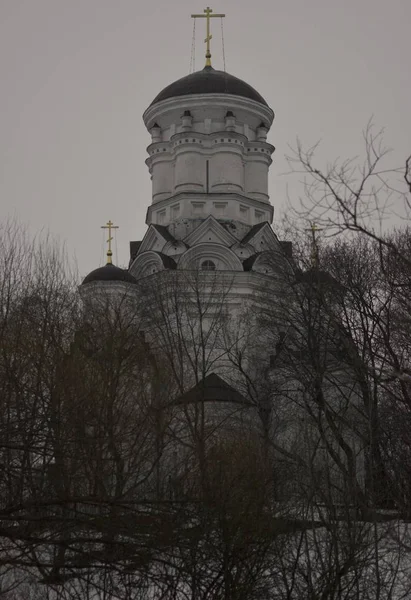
xmin=296 ymin=269 xmax=346 ymax=299
xmin=150 ymin=66 xmax=268 ymax=107
xmin=297 ymin=269 xmax=339 ymax=288
xmin=82 ymin=263 xmax=137 ymax=286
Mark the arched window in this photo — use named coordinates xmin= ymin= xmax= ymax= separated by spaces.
xmin=201 ymin=260 xmax=216 ymax=271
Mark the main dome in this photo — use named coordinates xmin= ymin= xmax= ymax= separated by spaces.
xmin=150 ymin=66 xmax=268 ymax=107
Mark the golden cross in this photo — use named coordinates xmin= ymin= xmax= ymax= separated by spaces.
xmin=191 ymin=7 xmax=225 ymax=67
xmin=305 ymin=222 xmax=323 ymax=268
xmin=101 ymin=220 xmax=119 ymax=265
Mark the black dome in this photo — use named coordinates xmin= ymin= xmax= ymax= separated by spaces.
xmin=296 ymin=269 xmax=346 ymax=297
xmin=82 ymin=263 xmax=137 ymax=286
xmin=150 ymin=66 xmax=268 ymax=107
xmin=297 ymin=269 xmax=339 ymax=287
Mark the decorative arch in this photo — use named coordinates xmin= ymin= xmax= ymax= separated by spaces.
xmin=130 ymin=251 xmax=176 ymax=280
xmin=162 ymin=240 xmax=188 ymax=257
xmin=201 ymin=259 xmax=216 ymax=271
xmin=230 ymin=241 xmax=255 ymax=260
xmin=243 ymin=250 xmax=291 ymax=278
xmin=177 ymin=243 xmax=243 ymax=271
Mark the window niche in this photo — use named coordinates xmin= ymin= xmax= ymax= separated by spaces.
xmin=191 ymin=202 xmax=205 ymax=216
xmin=213 ymin=202 xmax=228 ymax=217
xmin=201 ymin=260 xmax=216 ymax=271
xmin=171 ymin=204 xmax=180 ymax=220
xmin=157 ymin=209 xmax=166 ymax=224
xmin=240 ymin=205 xmax=249 ymax=219
xmin=255 ymin=210 xmax=265 ymax=223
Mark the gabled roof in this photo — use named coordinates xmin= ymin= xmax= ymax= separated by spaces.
xmin=183 ymin=215 xmax=238 ymax=248
xmin=174 ymin=373 xmax=251 ymax=406
xmin=241 ymin=222 xmax=268 ymax=245
xmin=240 ymin=222 xmax=282 ymax=254
xmin=137 ymin=224 xmax=178 ymax=256
xmin=152 ymin=224 xmax=175 ymax=243
xmin=129 ymin=241 xmax=142 ymax=263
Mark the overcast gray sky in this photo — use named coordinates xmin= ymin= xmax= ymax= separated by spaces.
xmin=0 ymin=0 xmax=410 ymax=277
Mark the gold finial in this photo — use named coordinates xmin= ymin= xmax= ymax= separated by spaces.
xmin=101 ymin=220 xmax=119 ymax=265
xmin=305 ymin=222 xmax=323 ymax=268
xmin=191 ymin=6 xmax=225 ymax=67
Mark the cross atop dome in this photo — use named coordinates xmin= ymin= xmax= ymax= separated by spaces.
xmin=101 ymin=219 xmax=119 ymax=265
xmin=305 ymin=222 xmax=323 ymax=268
xmin=191 ymin=6 xmax=225 ymax=67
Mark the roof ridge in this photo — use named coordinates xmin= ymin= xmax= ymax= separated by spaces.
xmin=240 ymin=221 xmax=268 ymax=244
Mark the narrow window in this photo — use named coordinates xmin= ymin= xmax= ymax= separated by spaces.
xmin=255 ymin=210 xmax=265 ymax=223
xmin=171 ymin=204 xmax=180 ymax=219
xmin=201 ymin=260 xmax=216 ymax=271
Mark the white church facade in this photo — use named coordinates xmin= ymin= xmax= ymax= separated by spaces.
xmin=79 ymin=14 xmax=366 ymax=504
xmin=81 ymin=60 xmax=287 ymax=287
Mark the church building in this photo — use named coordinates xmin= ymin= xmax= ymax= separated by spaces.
xmin=81 ymin=8 xmax=291 ymax=331
xmin=79 ymin=8 xmax=365 ymax=502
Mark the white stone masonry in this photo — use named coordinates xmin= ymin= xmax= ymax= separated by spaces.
xmin=143 ymin=94 xmax=275 ymax=228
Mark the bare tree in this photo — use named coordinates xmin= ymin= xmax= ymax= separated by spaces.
xmin=4 ymin=211 xmax=411 ymax=598
xmin=0 ymin=221 xmax=176 ymax=593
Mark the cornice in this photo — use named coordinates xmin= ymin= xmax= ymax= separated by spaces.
xmin=149 ymin=191 xmax=273 ymax=211
xmin=143 ymin=93 xmax=274 ymax=131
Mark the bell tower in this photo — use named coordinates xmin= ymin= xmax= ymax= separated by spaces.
xmin=143 ymin=70 xmax=275 ymax=233
xmin=141 ymin=6 xmax=275 ymax=235
xmin=127 ymin=8 xmax=284 ymax=280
